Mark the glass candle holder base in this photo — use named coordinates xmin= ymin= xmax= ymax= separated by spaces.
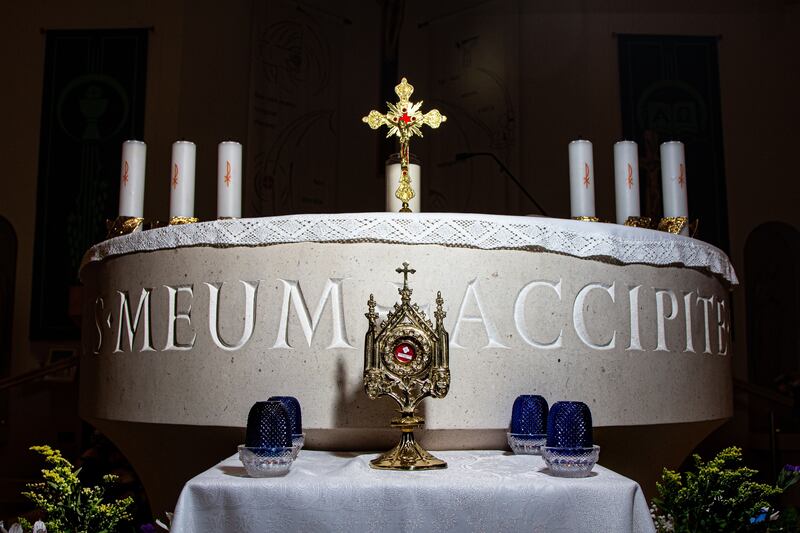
xmin=291 ymin=433 xmax=305 ymax=459
xmin=507 ymin=432 xmax=547 ymax=455
xmin=542 ymin=445 xmax=600 ymax=478
xmin=238 ymin=445 xmax=294 ymax=477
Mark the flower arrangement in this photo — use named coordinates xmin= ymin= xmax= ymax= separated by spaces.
xmin=11 ymin=445 xmax=133 ymax=533
xmin=650 ymin=446 xmax=786 ymax=532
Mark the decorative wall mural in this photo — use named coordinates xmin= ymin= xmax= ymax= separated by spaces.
xmin=406 ymin=0 xmax=521 ymax=214
xmin=248 ymin=1 xmax=343 ymax=215
xmin=31 ymin=29 xmax=147 ymax=340
xmin=618 ymin=35 xmax=729 ymax=252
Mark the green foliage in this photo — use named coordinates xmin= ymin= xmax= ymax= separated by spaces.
xmin=20 ymin=445 xmax=133 ymax=533
xmin=651 ymin=447 xmax=782 ymax=533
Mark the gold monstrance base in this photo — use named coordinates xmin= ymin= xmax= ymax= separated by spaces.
xmin=370 ymin=416 xmax=447 ymax=470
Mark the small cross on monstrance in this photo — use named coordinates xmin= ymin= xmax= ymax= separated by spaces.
xmin=362 ymin=77 xmax=447 ymax=212
xmin=396 ymin=262 xmax=416 ymax=303
xmin=396 ymin=262 xmax=416 ymax=286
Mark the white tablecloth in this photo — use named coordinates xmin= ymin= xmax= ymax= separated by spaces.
xmin=171 ymin=450 xmax=656 ymax=533
xmin=83 ymin=212 xmax=737 ymax=285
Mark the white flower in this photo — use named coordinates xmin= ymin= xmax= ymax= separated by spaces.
xmin=0 ymin=520 xmax=46 ymax=533
xmin=155 ymin=512 xmax=173 ymax=531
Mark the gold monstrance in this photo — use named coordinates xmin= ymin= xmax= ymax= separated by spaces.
xmin=363 ymin=263 xmax=450 ymax=470
xmin=362 ymin=78 xmax=447 ymax=212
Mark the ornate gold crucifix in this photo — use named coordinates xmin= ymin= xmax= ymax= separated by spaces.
xmin=362 ymin=77 xmax=447 ymax=212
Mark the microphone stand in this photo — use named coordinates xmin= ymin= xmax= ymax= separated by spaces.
xmin=455 ymin=152 xmax=549 ymax=217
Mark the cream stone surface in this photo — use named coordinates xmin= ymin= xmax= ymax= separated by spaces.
xmin=80 ymin=239 xmax=732 ymax=446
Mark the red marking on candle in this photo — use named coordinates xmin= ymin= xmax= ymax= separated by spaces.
xmin=626 ymin=163 xmax=633 ymax=189
xmin=172 ymin=164 xmax=180 ymax=189
xmin=677 ymin=164 xmax=685 ymax=188
xmin=582 ymin=163 xmax=591 ymax=188
xmin=122 ymin=161 xmax=129 ymax=186
xmin=394 ymin=342 xmax=415 ymax=364
xmin=224 ymin=161 xmax=232 ymax=187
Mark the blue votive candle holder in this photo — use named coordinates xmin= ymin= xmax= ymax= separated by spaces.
xmin=239 ymin=400 xmax=294 ymax=477
xmin=269 ymin=395 xmax=305 ymax=457
xmin=543 ymin=400 xmax=600 ymax=477
xmin=507 ymin=394 xmax=549 ymax=455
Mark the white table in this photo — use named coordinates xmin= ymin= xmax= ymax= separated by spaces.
xmin=171 ymin=450 xmax=656 ymax=533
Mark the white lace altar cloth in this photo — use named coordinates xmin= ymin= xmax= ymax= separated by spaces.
xmin=170 ymin=450 xmax=655 ymax=533
xmin=83 ymin=212 xmax=737 ymax=285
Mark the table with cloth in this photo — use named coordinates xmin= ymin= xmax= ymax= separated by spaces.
xmin=170 ymin=449 xmax=656 ymax=532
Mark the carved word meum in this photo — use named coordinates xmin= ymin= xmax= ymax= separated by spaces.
xmin=93 ymin=277 xmax=730 ymax=356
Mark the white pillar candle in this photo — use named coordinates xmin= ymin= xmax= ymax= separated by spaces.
xmin=217 ymin=141 xmax=242 ymax=218
xmin=118 ymin=140 xmax=146 ymax=218
xmin=385 ymin=153 xmax=421 ymax=213
xmin=169 ymin=141 xmax=197 ymax=219
xmin=613 ymin=141 xmax=641 ymax=224
xmin=568 ymin=140 xmax=595 ymax=218
xmin=660 ymin=141 xmax=689 ymax=233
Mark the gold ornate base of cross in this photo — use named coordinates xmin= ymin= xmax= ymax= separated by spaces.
xmin=363 ymin=78 xmax=446 ymax=213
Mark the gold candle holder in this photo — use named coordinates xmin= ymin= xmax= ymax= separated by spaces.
xmin=168 ymin=216 xmax=199 ymax=226
xmin=106 ymin=216 xmax=144 ymax=239
xmin=657 ymin=216 xmax=688 ymax=235
xmin=572 ymin=216 xmax=600 ymax=222
xmin=363 ymin=263 xmax=450 ymax=470
xmin=623 ymin=216 xmax=653 ymax=228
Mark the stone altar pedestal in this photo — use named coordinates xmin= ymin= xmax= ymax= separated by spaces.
xmin=79 ymin=212 xmax=736 ymax=515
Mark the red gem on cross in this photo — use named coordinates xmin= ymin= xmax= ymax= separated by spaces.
xmin=400 ymin=108 xmax=411 ymax=123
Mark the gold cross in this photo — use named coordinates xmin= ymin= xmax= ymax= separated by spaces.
xmin=363 ymin=77 xmax=447 ymax=212
xmin=396 ymin=262 xmax=416 ymax=288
